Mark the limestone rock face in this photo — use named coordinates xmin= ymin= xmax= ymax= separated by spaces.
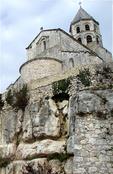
xmin=0 ymin=144 xmax=16 ymax=164
xmin=68 ymin=89 xmax=113 ymax=174
xmin=16 ymin=140 xmax=66 ymax=160
xmin=0 ymin=86 xmax=113 ymax=174
xmin=22 ymin=99 xmax=61 ymax=142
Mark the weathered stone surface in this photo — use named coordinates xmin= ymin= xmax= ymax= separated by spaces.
xmin=67 ymin=136 xmax=75 ymax=154
xmin=0 ymin=144 xmax=16 ymax=162
xmin=49 ymin=160 xmax=64 ymax=174
xmin=77 ymin=91 xmax=104 ymax=114
xmin=69 ymin=90 xmax=113 ymax=174
xmin=64 ymin=158 xmax=73 ymax=174
xmin=57 ymin=100 xmax=69 ymax=110
xmin=22 ymin=100 xmax=61 ymax=142
xmin=16 ymin=140 xmax=66 ymax=160
xmin=1 ymin=110 xmax=17 ymax=144
xmin=48 ymin=99 xmax=59 ymax=114
xmin=0 ymin=87 xmax=113 ymax=174
xmin=32 ymin=100 xmax=61 ymax=139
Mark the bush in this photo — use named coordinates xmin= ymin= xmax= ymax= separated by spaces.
xmin=13 ymin=85 xmax=29 ymax=111
xmin=6 ymin=90 xmax=13 ymax=106
xmin=77 ymin=68 xmax=91 ymax=87
xmin=52 ymin=78 xmax=70 ymax=95
xmin=5 ymin=85 xmax=29 ymax=111
xmin=96 ymin=65 xmax=112 ymax=79
xmin=0 ymin=94 xmax=4 ymax=111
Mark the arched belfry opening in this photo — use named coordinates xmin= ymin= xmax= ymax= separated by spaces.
xmin=87 ymin=35 xmax=92 ymax=44
xmin=76 ymin=26 xmax=80 ymax=33
xmin=85 ymin=24 xmax=90 ymax=31
xmin=96 ymin=36 xmax=99 ymax=44
xmin=78 ymin=37 xmax=82 ymax=43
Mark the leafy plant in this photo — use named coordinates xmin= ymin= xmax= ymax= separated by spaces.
xmin=13 ymin=85 xmax=29 ymax=111
xmin=96 ymin=65 xmax=112 ymax=79
xmin=5 ymin=85 xmax=29 ymax=111
xmin=0 ymin=94 xmax=4 ymax=111
xmin=52 ymin=78 xmax=70 ymax=95
xmin=77 ymin=68 xmax=91 ymax=87
xmin=6 ymin=89 xmax=13 ymax=106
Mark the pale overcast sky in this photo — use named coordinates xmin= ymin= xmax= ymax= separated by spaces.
xmin=0 ymin=0 xmax=112 ymax=92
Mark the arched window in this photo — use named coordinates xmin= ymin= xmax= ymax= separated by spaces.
xmin=85 ymin=24 xmax=90 ymax=31
xmin=76 ymin=26 xmax=80 ymax=33
xmin=96 ymin=36 xmax=99 ymax=44
xmin=43 ymin=40 xmax=46 ymax=50
xmin=78 ymin=37 xmax=82 ymax=43
xmin=94 ymin=24 xmax=97 ymax=31
xmin=87 ymin=35 xmax=92 ymax=44
xmin=69 ymin=58 xmax=74 ymax=68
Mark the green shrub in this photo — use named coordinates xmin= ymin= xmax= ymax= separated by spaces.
xmin=5 ymin=85 xmax=29 ymax=111
xmin=52 ymin=78 xmax=70 ymax=95
xmin=77 ymin=68 xmax=91 ymax=87
xmin=96 ymin=65 xmax=112 ymax=79
xmin=0 ymin=94 xmax=4 ymax=111
xmin=13 ymin=85 xmax=29 ymax=111
xmin=6 ymin=90 xmax=13 ymax=106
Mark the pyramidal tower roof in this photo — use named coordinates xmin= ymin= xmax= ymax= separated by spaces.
xmin=71 ymin=7 xmax=99 ymax=25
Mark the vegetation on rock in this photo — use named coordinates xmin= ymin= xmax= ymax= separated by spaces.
xmin=96 ymin=65 xmax=112 ymax=79
xmin=13 ymin=85 xmax=29 ymax=111
xmin=77 ymin=68 xmax=91 ymax=87
xmin=6 ymin=89 xmax=13 ymax=106
xmin=0 ymin=94 xmax=4 ymax=111
xmin=52 ymin=78 xmax=70 ymax=102
xmin=6 ymin=85 xmax=29 ymax=111
xmin=52 ymin=78 xmax=70 ymax=95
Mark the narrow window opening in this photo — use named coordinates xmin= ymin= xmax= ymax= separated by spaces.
xmin=78 ymin=37 xmax=82 ymax=43
xmin=85 ymin=24 xmax=90 ymax=31
xmin=43 ymin=40 xmax=46 ymax=50
xmin=94 ymin=24 xmax=97 ymax=31
xmin=76 ymin=27 xmax=80 ymax=33
xmin=69 ymin=58 xmax=74 ymax=68
xmin=96 ymin=36 xmax=99 ymax=44
xmin=87 ymin=35 xmax=92 ymax=44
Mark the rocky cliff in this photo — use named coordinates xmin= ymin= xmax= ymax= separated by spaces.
xmin=0 ymin=64 xmax=113 ymax=174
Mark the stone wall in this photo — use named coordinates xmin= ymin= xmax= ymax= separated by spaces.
xmin=0 ymin=64 xmax=113 ymax=174
xmin=68 ymin=90 xmax=113 ymax=174
xmin=88 ymin=43 xmax=112 ymax=63
xmin=20 ymin=57 xmax=62 ymax=83
xmin=26 ymin=29 xmax=103 ymax=69
xmin=26 ymin=30 xmax=61 ymax=60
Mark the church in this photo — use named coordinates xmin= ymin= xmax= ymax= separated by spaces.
xmin=6 ymin=5 xmax=112 ymax=90
xmin=1 ymin=4 xmax=113 ymax=174
xmin=19 ymin=5 xmax=112 ymax=84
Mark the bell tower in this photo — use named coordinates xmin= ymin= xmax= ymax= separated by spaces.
xmin=69 ymin=6 xmax=103 ymax=48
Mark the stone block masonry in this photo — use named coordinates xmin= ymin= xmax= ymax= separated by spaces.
xmin=0 ymin=65 xmax=113 ymax=174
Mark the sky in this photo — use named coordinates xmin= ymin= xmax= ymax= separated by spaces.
xmin=0 ymin=0 xmax=112 ymax=92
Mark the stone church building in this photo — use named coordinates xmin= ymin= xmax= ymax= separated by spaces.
xmin=1 ymin=5 xmax=113 ymax=174
xmin=19 ymin=6 xmax=112 ymax=85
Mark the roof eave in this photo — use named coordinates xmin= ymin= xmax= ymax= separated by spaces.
xmin=71 ymin=18 xmax=99 ymax=26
